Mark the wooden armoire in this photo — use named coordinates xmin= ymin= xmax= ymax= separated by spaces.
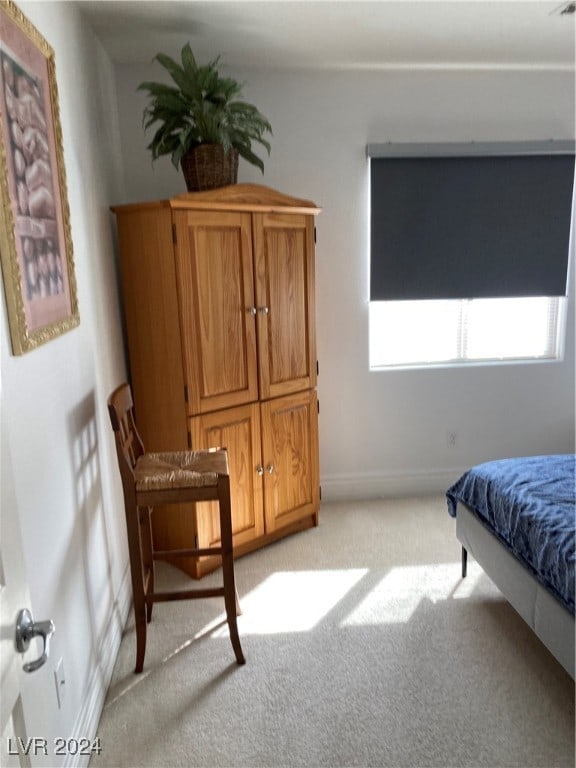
xmin=112 ymin=184 xmax=321 ymax=577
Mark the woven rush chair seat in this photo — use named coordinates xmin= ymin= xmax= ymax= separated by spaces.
xmin=107 ymin=382 xmax=245 ymax=673
xmin=135 ymin=451 xmax=225 ymax=491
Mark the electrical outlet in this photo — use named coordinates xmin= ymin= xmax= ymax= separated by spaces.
xmin=54 ymin=658 xmax=65 ymax=708
xmin=447 ymin=431 xmax=458 ymax=447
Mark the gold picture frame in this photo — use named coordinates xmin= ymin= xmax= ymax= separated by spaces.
xmin=0 ymin=1 xmax=78 ymax=355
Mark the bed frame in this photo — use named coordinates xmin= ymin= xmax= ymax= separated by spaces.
xmin=457 ymin=503 xmax=575 ymax=679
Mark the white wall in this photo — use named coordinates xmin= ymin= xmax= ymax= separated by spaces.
xmin=114 ymin=64 xmax=575 ymax=499
xmin=1 ymin=2 xmax=129 ymax=762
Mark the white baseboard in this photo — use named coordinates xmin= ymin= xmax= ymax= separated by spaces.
xmin=66 ymin=567 xmax=131 ymax=768
xmin=320 ymin=467 xmax=468 ymax=502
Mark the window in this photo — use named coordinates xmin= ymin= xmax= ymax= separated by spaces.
xmin=369 ymin=295 xmax=566 ymax=369
xmin=367 ymin=141 xmax=574 ymax=370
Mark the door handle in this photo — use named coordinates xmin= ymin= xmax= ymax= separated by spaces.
xmin=15 ymin=608 xmax=55 ymax=673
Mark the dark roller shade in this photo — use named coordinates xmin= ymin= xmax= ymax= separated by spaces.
xmin=370 ymin=153 xmax=574 ymax=301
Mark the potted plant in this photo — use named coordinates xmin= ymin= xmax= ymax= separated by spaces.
xmin=138 ymin=43 xmax=272 ymax=191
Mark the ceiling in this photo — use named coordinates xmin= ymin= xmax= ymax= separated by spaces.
xmin=79 ymin=1 xmax=575 ymax=71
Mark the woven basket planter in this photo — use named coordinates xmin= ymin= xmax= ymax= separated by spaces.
xmin=180 ymin=144 xmax=239 ymax=192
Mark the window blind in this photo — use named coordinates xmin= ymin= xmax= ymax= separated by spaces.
xmin=369 ymin=145 xmax=575 ymax=302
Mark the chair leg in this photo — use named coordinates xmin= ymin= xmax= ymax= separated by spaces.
xmin=462 ymin=546 xmax=468 ymax=578
xmin=218 ymin=476 xmax=245 ymax=665
xmin=224 ymin=564 xmax=245 ymax=665
xmin=126 ymin=502 xmax=149 ymax=673
xmin=130 ymin=536 xmax=147 ymax=673
xmin=133 ymin=593 xmax=147 ymax=674
xmin=141 ymin=507 xmax=155 ymax=623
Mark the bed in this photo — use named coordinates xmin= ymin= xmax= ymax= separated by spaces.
xmin=446 ymin=454 xmax=575 ymax=679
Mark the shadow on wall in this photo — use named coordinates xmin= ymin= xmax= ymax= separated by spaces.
xmin=61 ymin=391 xmax=125 ymax=680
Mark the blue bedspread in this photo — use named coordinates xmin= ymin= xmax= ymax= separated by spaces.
xmin=446 ymin=455 xmax=575 ymax=614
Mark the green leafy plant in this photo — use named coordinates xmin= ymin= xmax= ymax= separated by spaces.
xmin=138 ymin=43 xmax=272 ymax=173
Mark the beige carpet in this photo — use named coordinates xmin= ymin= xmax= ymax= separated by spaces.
xmin=91 ymin=496 xmax=575 ymax=767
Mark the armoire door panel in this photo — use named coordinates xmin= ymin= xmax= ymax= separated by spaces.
xmin=253 ymin=213 xmax=317 ymax=400
xmin=190 ymin=403 xmax=264 ymax=548
xmin=261 ymin=390 xmax=320 ymax=533
xmin=174 ymin=211 xmax=258 ymax=414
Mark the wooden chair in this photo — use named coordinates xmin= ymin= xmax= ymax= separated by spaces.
xmin=107 ymin=382 xmax=245 ymax=673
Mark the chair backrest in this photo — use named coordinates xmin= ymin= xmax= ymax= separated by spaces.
xmin=108 ymin=383 xmax=145 ymax=495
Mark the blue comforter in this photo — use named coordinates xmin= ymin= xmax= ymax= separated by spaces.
xmin=446 ymin=455 xmax=575 ymax=614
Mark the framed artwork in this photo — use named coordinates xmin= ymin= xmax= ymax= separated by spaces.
xmin=0 ymin=1 xmax=78 ymax=355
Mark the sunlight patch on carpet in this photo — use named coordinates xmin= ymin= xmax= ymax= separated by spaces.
xmin=341 ymin=562 xmax=483 ymax=626
xmin=208 ymin=569 xmax=368 ymax=635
